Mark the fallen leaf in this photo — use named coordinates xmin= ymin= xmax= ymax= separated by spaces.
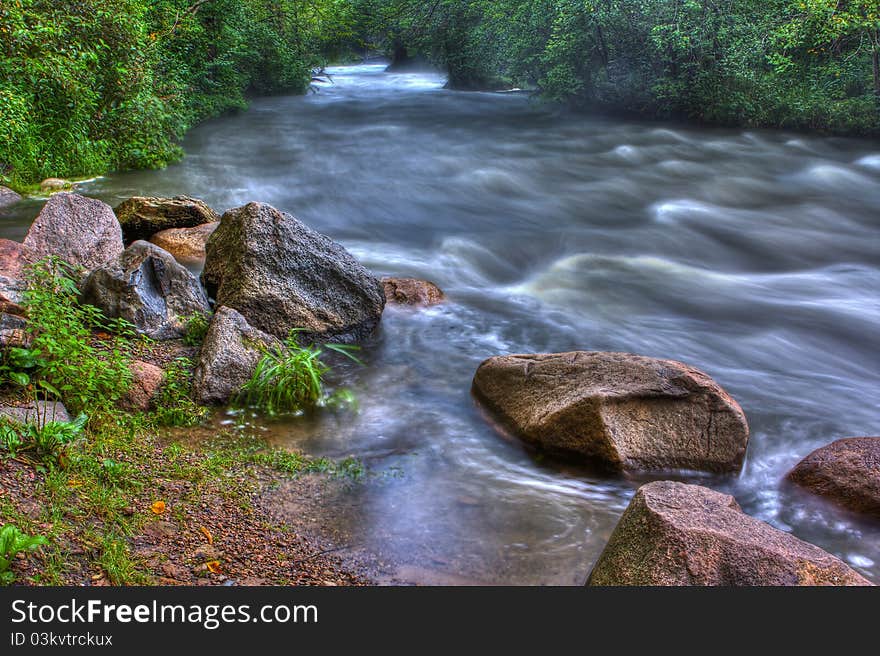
xmin=94 ymin=331 xmax=112 ymax=340
xmin=206 ymin=560 xmax=222 ymax=574
xmin=150 ymin=500 xmax=166 ymax=515
xmin=199 ymin=526 xmax=213 ymax=545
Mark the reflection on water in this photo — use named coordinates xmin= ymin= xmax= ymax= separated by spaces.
xmin=3 ymin=64 xmax=879 ymax=584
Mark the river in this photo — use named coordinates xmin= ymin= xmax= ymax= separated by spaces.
xmin=3 ymin=63 xmax=879 ymax=584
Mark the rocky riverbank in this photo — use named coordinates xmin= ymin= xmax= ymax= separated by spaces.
xmin=0 ymin=188 xmax=876 ymax=586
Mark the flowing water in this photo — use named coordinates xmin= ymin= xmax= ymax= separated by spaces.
xmin=3 ymin=63 xmax=880 ymax=584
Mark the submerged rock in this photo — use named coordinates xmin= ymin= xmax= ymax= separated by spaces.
xmin=23 ymin=192 xmax=123 ymax=270
xmin=472 ymin=351 xmax=749 ymax=472
xmin=382 ymin=277 xmax=445 ymax=307
xmin=788 ymin=437 xmax=880 ymax=517
xmin=39 ymin=178 xmax=72 ymax=193
xmin=192 ymin=306 xmax=281 ymax=405
xmin=202 ymin=202 xmax=385 ymax=342
xmin=80 ymin=241 xmax=211 ymax=339
xmin=150 ymin=222 xmax=219 ymax=261
xmin=0 ymin=186 xmax=22 ymax=208
xmin=588 ymin=481 xmax=872 ymax=586
xmin=115 ymin=196 xmax=220 ymax=243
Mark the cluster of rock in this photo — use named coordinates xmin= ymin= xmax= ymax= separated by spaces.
xmin=0 ymin=191 xmax=444 ymax=416
xmin=471 ymin=350 xmax=877 ymax=585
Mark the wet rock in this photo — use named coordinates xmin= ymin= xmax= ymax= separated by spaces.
xmin=120 ymin=360 xmax=164 ymax=411
xmin=0 ymin=401 xmax=70 ymax=427
xmin=150 ymin=222 xmax=219 ymax=261
xmin=23 ymin=192 xmax=123 ymax=270
xmin=788 ymin=437 xmax=880 ymax=517
xmin=192 ymin=306 xmax=282 ymax=405
xmin=472 ymin=351 xmax=749 ymax=472
xmin=80 ymin=240 xmax=211 ymax=339
xmin=39 ymin=178 xmax=72 ymax=193
xmin=115 ymin=196 xmax=220 ymax=243
xmin=0 ymin=186 xmax=22 ymax=208
xmin=202 ymin=202 xmax=385 ymax=342
xmin=0 ymin=239 xmax=37 ymax=306
xmin=588 ymin=481 xmax=873 ymax=586
xmin=382 ymin=277 xmax=445 ymax=306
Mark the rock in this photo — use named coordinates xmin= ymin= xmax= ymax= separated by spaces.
xmin=382 ymin=277 xmax=445 ymax=306
xmin=788 ymin=437 xmax=880 ymax=517
xmin=588 ymin=481 xmax=873 ymax=586
xmin=0 ymin=401 xmax=70 ymax=427
xmin=0 ymin=312 xmax=29 ymax=349
xmin=202 ymin=202 xmax=385 ymax=342
xmin=0 ymin=239 xmax=37 ymax=305
xmin=39 ymin=178 xmax=72 ymax=193
xmin=192 ymin=306 xmax=282 ymax=405
xmin=80 ymin=241 xmax=211 ymax=339
xmin=0 ymin=186 xmax=22 ymax=208
xmin=23 ymin=192 xmax=123 ymax=270
xmin=472 ymin=351 xmax=749 ymax=472
xmin=120 ymin=360 xmax=164 ymax=411
xmin=149 ymin=222 xmax=218 ymax=261
xmin=115 ymin=196 xmax=220 ymax=243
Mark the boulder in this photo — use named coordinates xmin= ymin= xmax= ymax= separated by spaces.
xmin=202 ymin=202 xmax=385 ymax=342
xmin=149 ymin=222 xmax=218 ymax=261
xmin=382 ymin=277 xmax=445 ymax=307
xmin=472 ymin=351 xmax=749 ymax=472
xmin=788 ymin=437 xmax=880 ymax=517
xmin=588 ymin=481 xmax=873 ymax=586
xmin=80 ymin=241 xmax=211 ymax=340
xmin=0 ymin=186 xmax=22 ymax=208
xmin=120 ymin=360 xmax=164 ymax=411
xmin=115 ymin=196 xmax=220 ymax=243
xmin=0 ymin=239 xmax=37 ymax=305
xmin=192 ymin=306 xmax=281 ymax=405
xmin=39 ymin=178 xmax=72 ymax=193
xmin=23 ymin=192 xmax=123 ymax=270
xmin=0 ymin=401 xmax=70 ymax=427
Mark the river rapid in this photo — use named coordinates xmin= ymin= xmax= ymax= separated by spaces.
xmin=3 ymin=63 xmax=879 ymax=584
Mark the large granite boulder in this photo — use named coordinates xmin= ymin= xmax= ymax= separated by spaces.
xmin=23 ymin=192 xmax=123 ymax=270
xmin=115 ymin=196 xmax=220 ymax=243
xmin=382 ymin=277 xmax=445 ymax=307
xmin=80 ymin=241 xmax=210 ymax=339
xmin=202 ymin=202 xmax=385 ymax=342
xmin=0 ymin=186 xmax=22 ymax=208
xmin=588 ymin=481 xmax=873 ymax=586
xmin=191 ymin=306 xmax=281 ymax=405
xmin=150 ymin=222 xmax=219 ymax=262
xmin=788 ymin=437 xmax=880 ymax=517
xmin=472 ymin=351 xmax=749 ymax=472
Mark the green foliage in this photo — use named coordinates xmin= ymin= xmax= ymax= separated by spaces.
xmin=0 ymin=0 xmax=326 ymax=189
xmin=21 ymin=258 xmax=134 ymax=415
xmin=152 ymin=357 xmax=209 ymax=427
xmin=0 ymin=414 xmax=87 ymax=467
xmin=182 ymin=312 xmax=211 ymax=347
xmin=236 ymin=330 xmax=360 ymax=415
xmin=0 ymin=524 xmax=48 ymax=585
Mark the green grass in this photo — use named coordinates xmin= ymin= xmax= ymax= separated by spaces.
xmin=152 ymin=358 xmax=209 ymax=428
xmin=236 ymin=330 xmax=361 ymax=416
xmin=182 ymin=313 xmax=211 ymax=347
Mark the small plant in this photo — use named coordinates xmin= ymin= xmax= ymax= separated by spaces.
xmin=236 ymin=330 xmax=361 ymax=415
xmin=182 ymin=312 xmax=211 ymax=347
xmin=0 ymin=524 xmax=48 ymax=585
xmin=22 ymin=258 xmax=134 ymax=415
xmin=153 ymin=358 xmax=209 ymax=428
xmin=0 ymin=414 xmax=87 ymax=468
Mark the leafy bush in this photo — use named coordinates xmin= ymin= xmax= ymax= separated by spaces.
xmin=21 ymin=258 xmax=134 ymax=415
xmin=0 ymin=414 xmax=87 ymax=467
xmin=236 ymin=330 xmax=360 ymax=415
xmin=0 ymin=524 xmax=48 ymax=585
xmin=182 ymin=313 xmax=211 ymax=347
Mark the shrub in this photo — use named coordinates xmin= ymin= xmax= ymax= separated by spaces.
xmin=152 ymin=357 xmax=209 ymax=428
xmin=0 ymin=414 xmax=87 ymax=468
xmin=182 ymin=313 xmax=211 ymax=347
